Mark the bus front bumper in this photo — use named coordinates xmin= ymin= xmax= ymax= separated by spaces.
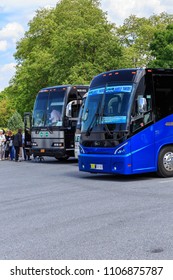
xmin=78 ymin=153 xmax=132 ymax=175
xmin=31 ymin=147 xmax=69 ymax=158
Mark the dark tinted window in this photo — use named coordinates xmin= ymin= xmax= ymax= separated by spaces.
xmin=154 ymin=74 xmax=173 ymax=120
xmin=34 ymin=92 xmax=48 ymax=110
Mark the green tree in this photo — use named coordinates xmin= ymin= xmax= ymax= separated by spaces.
xmin=7 ymin=111 xmax=24 ymax=132
xmin=4 ymin=1 xmax=173 ymax=120
xmin=117 ymin=13 xmax=173 ymax=67
xmin=149 ymin=24 xmax=173 ymax=67
xmin=7 ymin=0 xmax=122 ymax=116
xmin=0 ymin=91 xmax=15 ymax=127
xmin=49 ymin=0 xmax=121 ymax=83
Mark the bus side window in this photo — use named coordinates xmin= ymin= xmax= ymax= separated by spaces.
xmin=143 ymin=111 xmax=152 ymax=124
xmin=131 ymin=94 xmax=152 ymax=132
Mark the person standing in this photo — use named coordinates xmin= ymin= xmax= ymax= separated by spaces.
xmin=0 ymin=129 xmax=6 ymax=160
xmin=8 ymin=130 xmax=14 ymax=160
xmin=13 ymin=129 xmax=22 ymax=162
xmin=5 ymin=130 xmax=10 ymax=159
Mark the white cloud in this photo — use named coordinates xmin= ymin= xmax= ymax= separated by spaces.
xmin=101 ymin=0 xmax=173 ymax=25
xmin=0 ymin=0 xmax=58 ymax=12
xmin=0 ymin=40 xmax=8 ymax=51
xmin=0 ymin=1 xmax=59 ymax=91
xmin=0 ymin=23 xmax=24 ymax=87
xmin=0 ymin=63 xmax=16 ymax=91
xmin=0 ymin=22 xmax=24 ymax=42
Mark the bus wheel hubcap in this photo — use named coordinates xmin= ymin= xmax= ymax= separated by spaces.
xmin=163 ymin=152 xmax=173 ymax=171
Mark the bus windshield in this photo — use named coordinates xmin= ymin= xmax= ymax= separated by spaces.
xmin=32 ymin=87 xmax=66 ymax=127
xmin=82 ymin=84 xmax=133 ymax=133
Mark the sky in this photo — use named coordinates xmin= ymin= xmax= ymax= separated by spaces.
xmin=0 ymin=0 xmax=173 ymax=92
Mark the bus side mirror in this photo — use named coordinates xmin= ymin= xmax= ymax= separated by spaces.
xmin=66 ymin=101 xmax=74 ymax=118
xmin=137 ymin=97 xmax=147 ymax=114
xmin=66 ymin=100 xmax=82 ymax=118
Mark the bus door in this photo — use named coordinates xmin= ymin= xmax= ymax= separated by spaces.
xmin=24 ymin=112 xmax=32 ymax=157
xmin=130 ymin=92 xmax=155 ymax=173
xmin=65 ymin=97 xmax=82 ymax=156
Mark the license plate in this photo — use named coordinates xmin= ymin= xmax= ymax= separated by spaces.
xmin=90 ymin=164 xmax=103 ymax=170
xmin=40 ymin=149 xmax=45 ymax=153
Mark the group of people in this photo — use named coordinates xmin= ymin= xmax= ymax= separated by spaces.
xmin=0 ymin=128 xmax=31 ymax=162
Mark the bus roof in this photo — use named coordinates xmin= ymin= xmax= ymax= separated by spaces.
xmin=90 ymin=68 xmax=173 ymax=88
xmin=39 ymin=85 xmax=89 ymax=93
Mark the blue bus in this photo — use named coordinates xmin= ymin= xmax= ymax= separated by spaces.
xmin=30 ymin=85 xmax=88 ymax=160
xmin=78 ymin=68 xmax=173 ymax=177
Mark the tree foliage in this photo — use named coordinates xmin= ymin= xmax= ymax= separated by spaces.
xmin=7 ymin=111 xmax=24 ymax=132
xmin=0 ymin=91 xmax=15 ymax=128
xmin=116 ymin=13 xmax=173 ymax=67
xmin=5 ymin=0 xmax=122 ymax=117
xmin=149 ymin=24 xmax=173 ymax=67
xmin=0 ymin=1 xmax=173 ymax=126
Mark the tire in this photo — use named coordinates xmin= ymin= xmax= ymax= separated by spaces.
xmin=157 ymin=146 xmax=173 ymax=177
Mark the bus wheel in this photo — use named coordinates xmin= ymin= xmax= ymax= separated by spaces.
xmin=157 ymin=146 xmax=173 ymax=177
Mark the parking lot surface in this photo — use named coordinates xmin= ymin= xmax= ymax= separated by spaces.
xmin=0 ymin=158 xmax=173 ymax=260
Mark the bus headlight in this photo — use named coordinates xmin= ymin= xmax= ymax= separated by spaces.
xmin=52 ymin=142 xmax=64 ymax=147
xmin=32 ymin=142 xmax=38 ymax=146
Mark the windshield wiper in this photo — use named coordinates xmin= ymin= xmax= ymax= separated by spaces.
xmin=85 ymin=86 xmax=107 ymax=136
xmin=85 ymin=108 xmax=100 ymax=136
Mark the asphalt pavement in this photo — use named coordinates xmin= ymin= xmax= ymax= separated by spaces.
xmin=0 ymin=157 xmax=173 ymax=260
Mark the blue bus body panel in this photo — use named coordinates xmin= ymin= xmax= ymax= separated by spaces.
xmin=131 ymin=125 xmax=155 ymax=173
xmin=79 ymin=116 xmax=173 ymax=175
xmin=154 ymin=116 xmax=173 ymax=163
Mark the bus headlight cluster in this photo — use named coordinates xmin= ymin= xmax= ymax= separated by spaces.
xmin=32 ymin=142 xmax=38 ymax=146
xmin=52 ymin=142 xmax=64 ymax=147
